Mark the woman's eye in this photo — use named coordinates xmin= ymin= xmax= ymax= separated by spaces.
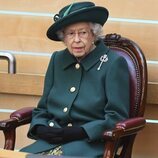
xmin=65 ymin=32 xmax=74 ymax=36
xmin=80 ymin=31 xmax=87 ymax=35
xmin=69 ymin=32 xmax=74 ymax=35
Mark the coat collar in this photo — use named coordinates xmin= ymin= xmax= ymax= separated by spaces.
xmin=62 ymin=40 xmax=110 ymax=71
xmin=61 ymin=49 xmax=77 ymax=69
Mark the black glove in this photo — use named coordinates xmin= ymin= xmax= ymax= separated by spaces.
xmin=35 ymin=125 xmax=63 ymax=143
xmin=62 ymin=126 xmax=87 ymax=143
xmin=35 ymin=125 xmax=87 ymax=144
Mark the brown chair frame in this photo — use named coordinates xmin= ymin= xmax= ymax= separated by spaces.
xmin=0 ymin=33 xmax=147 ymax=158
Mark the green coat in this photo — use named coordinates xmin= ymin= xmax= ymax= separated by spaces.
xmin=21 ymin=40 xmax=130 ymax=157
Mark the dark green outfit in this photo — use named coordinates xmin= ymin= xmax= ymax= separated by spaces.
xmin=21 ymin=40 xmax=130 ymax=157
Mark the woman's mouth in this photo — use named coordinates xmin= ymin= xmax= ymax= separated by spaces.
xmin=72 ymin=47 xmax=84 ymax=52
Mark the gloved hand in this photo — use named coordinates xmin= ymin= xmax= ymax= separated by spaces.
xmin=35 ymin=125 xmax=63 ymax=143
xmin=35 ymin=125 xmax=87 ymax=144
xmin=62 ymin=126 xmax=88 ymax=143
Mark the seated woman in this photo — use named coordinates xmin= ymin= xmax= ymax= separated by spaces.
xmin=21 ymin=1 xmax=130 ymax=157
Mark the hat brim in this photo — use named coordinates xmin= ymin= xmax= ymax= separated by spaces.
xmin=47 ymin=6 xmax=109 ymax=41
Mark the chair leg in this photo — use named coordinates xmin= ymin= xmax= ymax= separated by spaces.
xmin=3 ymin=128 xmax=16 ymax=150
xmin=118 ymin=135 xmax=136 ymax=158
xmin=103 ymin=140 xmax=119 ymax=158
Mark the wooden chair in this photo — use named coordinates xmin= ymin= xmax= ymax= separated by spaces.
xmin=0 ymin=33 xmax=148 ymax=158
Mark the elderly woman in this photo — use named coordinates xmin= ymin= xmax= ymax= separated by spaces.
xmin=21 ymin=1 xmax=130 ymax=157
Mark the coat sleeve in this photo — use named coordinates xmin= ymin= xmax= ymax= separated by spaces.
xmin=27 ymin=52 xmax=57 ymax=139
xmin=81 ymin=56 xmax=130 ymax=141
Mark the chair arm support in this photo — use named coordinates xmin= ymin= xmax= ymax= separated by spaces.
xmin=10 ymin=107 xmax=34 ymax=123
xmin=0 ymin=107 xmax=34 ymax=130
xmin=103 ymin=117 xmax=146 ymax=141
xmin=0 ymin=107 xmax=34 ymax=150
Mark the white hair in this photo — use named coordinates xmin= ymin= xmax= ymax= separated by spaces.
xmin=56 ymin=22 xmax=103 ymax=41
xmin=89 ymin=23 xmax=103 ymax=41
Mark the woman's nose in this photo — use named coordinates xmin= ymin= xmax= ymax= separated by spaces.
xmin=74 ymin=33 xmax=81 ymax=42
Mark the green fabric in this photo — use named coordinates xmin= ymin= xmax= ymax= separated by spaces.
xmin=20 ymin=40 xmax=130 ymax=157
xmin=47 ymin=2 xmax=109 ymax=41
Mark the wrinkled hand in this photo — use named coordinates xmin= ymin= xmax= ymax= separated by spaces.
xmin=35 ymin=125 xmax=87 ymax=144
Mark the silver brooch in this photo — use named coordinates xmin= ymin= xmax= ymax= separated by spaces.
xmin=97 ymin=54 xmax=108 ymax=70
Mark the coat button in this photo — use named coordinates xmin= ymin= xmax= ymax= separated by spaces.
xmin=75 ymin=63 xmax=80 ymax=69
xmin=63 ymin=107 xmax=68 ymax=112
xmin=70 ymin=87 xmax=76 ymax=92
xmin=67 ymin=123 xmax=72 ymax=127
xmin=49 ymin=122 xmax=54 ymax=127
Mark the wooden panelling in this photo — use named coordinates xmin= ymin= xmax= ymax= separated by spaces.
xmin=0 ymin=15 xmax=65 ymax=52
xmin=133 ymin=122 xmax=158 ymax=158
xmin=15 ymin=55 xmax=50 ymax=74
xmin=0 ymin=0 xmax=54 ymax=12
xmin=0 ymin=93 xmax=39 ymax=110
xmin=0 ymin=54 xmax=50 ymax=74
xmin=148 ymin=63 xmax=158 ymax=82
xmin=105 ymin=0 xmax=158 ymax=20
xmin=0 ymin=59 xmax=8 ymax=72
xmin=105 ymin=21 xmax=158 ymax=61
xmin=145 ymin=104 xmax=158 ymax=120
xmin=0 ymin=14 xmax=54 ymax=52
xmin=0 ymin=15 xmax=49 ymax=37
xmin=0 ymin=149 xmax=28 ymax=157
xmin=0 ymin=0 xmax=157 ymax=20
xmin=147 ymin=83 xmax=158 ymax=104
xmin=0 ymin=15 xmax=157 ymax=60
xmin=0 ymin=113 xmax=10 ymax=120
xmin=0 ymin=74 xmax=44 ymax=96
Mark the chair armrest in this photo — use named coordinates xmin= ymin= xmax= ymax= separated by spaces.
xmin=0 ymin=107 xmax=34 ymax=130
xmin=103 ymin=117 xmax=146 ymax=140
xmin=0 ymin=107 xmax=34 ymax=150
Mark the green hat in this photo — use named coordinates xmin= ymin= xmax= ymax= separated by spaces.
xmin=47 ymin=1 xmax=109 ymax=41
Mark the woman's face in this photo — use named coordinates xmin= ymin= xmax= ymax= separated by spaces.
xmin=63 ymin=22 xmax=95 ymax=59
